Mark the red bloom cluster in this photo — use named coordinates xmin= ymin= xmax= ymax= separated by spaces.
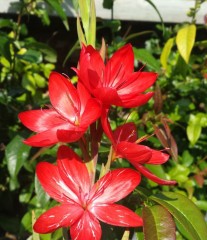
xmin=19 ymin=44 xmax=176 ymax=239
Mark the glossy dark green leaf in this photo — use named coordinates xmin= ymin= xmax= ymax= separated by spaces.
xmin=151 ymin=192 xmax=207 ymax=240
xmin=133 ymin=48 xmax=160 ymax=72
xmin=35 ymin=174 xmax=50 ymax=208
xmin=5 ymin=135 xmax=31 ymax=179
xmin=0 ymin=35 xmax=11 ymax=61
xmin=17 ymin=49 xmax=42 ymax=63
xmin=25 ymin=41 xmax=57 ymax=63
xmin=143 ymin=205 xmax=176 ymax=240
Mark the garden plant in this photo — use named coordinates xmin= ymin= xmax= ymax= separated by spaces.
xmin=0 ymin=0 xmax=207 ymax=239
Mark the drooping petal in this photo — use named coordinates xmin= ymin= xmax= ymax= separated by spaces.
xmin=91 ymin=203 xmax=143 ymax=227
xmin=36 ymin=162 xmax=80 ymax=204
xmin=57 ymin=146 xmax=91 ymax=198
xmin=34 ymin=204 xmax=83 ymax=234
xmin=49 ymin=72 xmax=80 ymax=123
xmin=90 ymin=168 xmax=140 ymax=205
xmin=146 ymin=150 xmax=169 ymax=164
xmin=116 ymin=142 xmax=152 ymax=164
xmin=80 ymin=98 xmax=102 ymax=128
xmin=101 ymin=108 xmax=114 ymax=144
xmin=133 ymin=163 xmax=177 ymax=185
xmin=113 ymin=122 xmax=137 ymax=143
xmin=18 ymin=109 xmax=65 ymax=132
xmin=70 ymin=210 xmax=102 ymax=240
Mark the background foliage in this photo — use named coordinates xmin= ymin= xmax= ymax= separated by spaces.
xmin=0 ymin=0 xmax=207 ymax=239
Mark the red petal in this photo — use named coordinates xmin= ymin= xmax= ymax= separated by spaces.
xmin=57 ymin=128 xmax=86 ymax=143
xmin=49 ymin=72 xmax=80 ymax=123
xmin=77 ymin=82 xmax=91 ymax=115
xmin=34 ymin=204 xmax=83 ymax=234
xmin=90 ymin=168 xmax=140 ymax=204
xmin=93 ymin=87 xmax=122 ymax=107
xmin=78 ymin=45 xmax=104 ymax=93
xmin=134 ymin=164 xmax=177 ymax=185
xmin=18 ymin=109 xmax=65 ymax=132
xmin=57 ymin=146 xmax=91 ymax=198
xmin=91 ymin=203 xmax=143 ymax=227
xmin=23 ymin=129 xmax=59 ymax=147
xmin=147 ymin=150 xmax=169 ymax=164
xmin=117 ymin=72 xmax=157 ymax=95
xmin=70 ymin=210 xmax=101 ymax=240
xmin=23 ymin=121 xmax=80 ymax=147
xmin=116 ymin=142 xmax=152 ymax=164
xmin=113 ymin=123 xmax=137 ymax=143
xmin=105 ymin=44 xmax=134 ymax=87
xmin=36 ymin=162 xmax=80 ymax=204
xmin=101 ymin=108 xmax=114 ymax=144
xmin=80 ymin=98 xmax=102 ymax=128
xmin=120 ymin=92 xmax=154 ymax=108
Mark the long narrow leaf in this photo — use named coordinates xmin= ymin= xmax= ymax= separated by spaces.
xmin=151 ymin=192 xmax=207 ymax=240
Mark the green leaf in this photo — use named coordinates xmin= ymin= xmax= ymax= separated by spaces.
xmin=160 ymin=38 xmax=174 ymax=69
xmin=187 ymin=113 xmax=207 ymax=145
xmin=17 ymin=49 xmax=43 ymax=63
xmin=0 ymin=35 xmax=11 ymax=61
xmin=88 ymin=0 xmax=96 ymax=47
xmin=103 ymin=0 xmax=114 ymax=9
xmin=78 ymin=0 xmax=90 ymax=39
xmin=22 ymin=73 xmax=36 ymax=95
xmin=151 ymin=192 xmax=207 ymax=240
xmin=34 ymin=73 xmax=46 ymax=88
xmin=176 ymin=24 xmax=196 ymax=63
xmin=35 ymin=174 xmax=50 ymax=208
xmin=143 ymin=205 xmax=176 ymax=240
xmin=133 ymin=48 xmax=160 ymax=72
xmin=77 ymin=16 xmax=87 ymax=46
xmin=45 ymin=0 xmax=69 ymax=30
xmin=5 ymin=135 xmax=31 ymax=180
xmin=0 ymin=19 xmax=14 ymax=29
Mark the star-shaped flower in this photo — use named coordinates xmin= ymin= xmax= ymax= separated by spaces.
xmin=19 ymin=72 xmax=101 ymax=147
xmin=34 ymin=145 xmax=143 ymax=239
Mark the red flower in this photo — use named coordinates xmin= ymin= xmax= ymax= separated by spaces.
xmin=102 ymin=111 xmax=176 ymax=185
xmin=34 ymin=146 xmax=142 ymax=239
xmin=19 ymin=72 xmax=101 ymax=147
xmin=75 ymin=44 xmax=157 ymax=108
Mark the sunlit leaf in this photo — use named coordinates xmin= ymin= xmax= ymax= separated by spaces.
xmin=77 ymin=16 xmax=87 ymax=46
xmin=160 ymin=38 xmax=174 ymax=69
xmin=151 ymin=192 xmax=207 ymax=240
xmin=143 ymin=205 xmax=176 ymax=240
xmin=186 ymin=113 xmax=207 ymax=145
xmin=176 ymin=24 xmax=196 ymax=63
xmin=88 ymin=0 xmax=96 ymax=47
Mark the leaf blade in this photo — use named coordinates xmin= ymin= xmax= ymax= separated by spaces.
xmin=150 ymin=192 xmax=207 ymax=240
